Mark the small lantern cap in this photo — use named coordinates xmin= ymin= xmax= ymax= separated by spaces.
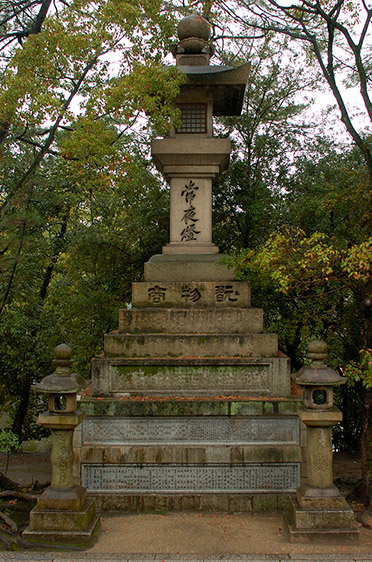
xmin=33 ymin=373 xmax=79 ymax=394
xmin=33 ymin=343 xmax=87 ymax=394
xmin=294 ymin=340 xmax=345 ymax=387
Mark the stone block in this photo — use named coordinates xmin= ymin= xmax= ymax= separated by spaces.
xmin=228 ymin=495 xmax=253 ymax=512
xmin=251 ymin=495 xmax=279 ymax=512
xmin=104 ymin=332 xmax=278 ymax=358
xmin=23 ymin=506 xmax=100 ymax=546
xmin=81 ymin=463 xmax=300 ymax=493
xmin=144 ymin=253 xmax=235 ymax=282
xmin=291 ymin=505 xmax=356 ymax=530
xmin=101 ymin=361 xmax=278 ymax=396
xmin=131 ymin=281 xmax=251 ymax=308
xmin=283 ymin=515 xmax=359 ymax=543
xmin=92 ymin=493 xmax=293 ymax=513
xmin=283 ymin=500 xmax=360 ymax=543
xmin=205 ymin=446 xmax=230 ymax=463
xmin=119 ymin=307 xmax=263 ymax=334
xmin=28 ymin=499 xmax=96 ymax=532
xmin=36 ymin=485 xmax=86 ymax=511
xmin=199 ymin=495 xmax=229 ymax=511
xmin=168 ymin=177 xmax=214 ymax=247
xmin=91 ymin=356 xmax=291 ymax=398
xmin=81 ymin=415 xmax=299 ymax=446
xmin=151 ymin=137 xmax=231 ymax=173
xmin=242 ymin=446 xmax=300 ymax=463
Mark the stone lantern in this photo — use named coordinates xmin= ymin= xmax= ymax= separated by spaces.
xmin=147 ymin=13 xmax=250 ymax=282
xmin=284 ymin=340 xmax=359 ymax=542
xmin=23 ymin=344 xmax=100 ymax=546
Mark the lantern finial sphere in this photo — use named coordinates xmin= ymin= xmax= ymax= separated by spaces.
xmin=177 ymin=14 xmax=210 ymax=42
xmin=54 ymin=343 xmax=73 ymax=360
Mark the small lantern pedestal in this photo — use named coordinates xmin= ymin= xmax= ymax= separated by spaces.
xmin=23 ymin=345 xmax=100 ymax=547
xmin=284 ymin=340 xmax=359 ymax=542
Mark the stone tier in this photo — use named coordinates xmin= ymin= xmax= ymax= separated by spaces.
xmin=144 ymin=254 xmax=235 ymax=282
xmin=283 ymin=499 xmax=359 ymax=543
xmin=23 ymin=499 xmax=100 ymax=546
xmin=104 ymin=332 xmax=278 ymax=359
xmin=119 ymin=307 xmax=263 ymax=334
xmin=92 ymin=356 xmax=290 ymax=397
xmin=75 ymin=396 xmax=302 ymax=512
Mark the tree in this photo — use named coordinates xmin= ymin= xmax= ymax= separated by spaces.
xmin=0 ymin=0 xmax=183 ymax=440
xmin=213 ymin=35 xmax=318 ymax=252
xmin=226 ymin=140 xmax=372 ymax=499
xmin=203 ymin=0 xmax=372 ymax=178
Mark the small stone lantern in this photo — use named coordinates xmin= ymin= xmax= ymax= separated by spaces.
xmin=23 ymin=344 xmax=100 ymax=546
xmin=284 ymin=339 xmax=359 ymax=542
xmin=295 ymin=340 xmax=344 ymax=410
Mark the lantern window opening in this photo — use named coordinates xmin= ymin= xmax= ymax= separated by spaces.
xmin=176 ymin=103 xmax=207 ymax=134
xmin=54 ymin=395 xmax=67 ymax=411
xmin=312 ymin=388 xmax=329 ymax=406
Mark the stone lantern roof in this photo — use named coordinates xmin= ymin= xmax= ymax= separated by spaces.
xmin=294 ymin=340 xmax=345 ymax=387
xmin=170 ymin=14 xmax=249 ymax=116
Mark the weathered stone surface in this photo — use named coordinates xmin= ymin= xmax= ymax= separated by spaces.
xmin=119 ymin=307 xmax=262 ymax=334
xmin=131 ymin=281 xmax=251 ymax=308
xmin=80 ymin=396 xmax=300 ymax=416
xmin=80 ymin=444 xmax=300 ymax=464
xmin=81 ymin=463 xmax=300 ymax=493
xmin=283 ymin=509 xmax=359 ymax=543
xmin=36 ymin=484 xmax=86 ymax=511
xmin=298 ymin=407 xmax=343 ymax=490
xmin=92 ymin=493 xmax=291 ymax=513
xmin=22 ymin=499 xmax=101 ymax=548
xmin=29 ymin=499 xmax=96 ymax=532
xmin=291 ymin=504 xmax=356 ymax=529
xmin=91 ymin=356 xmax=290 ymax=397
xmin=168 ymin=177 xmax=214 ymax=248
xmin=296 ymin=483 xmax=348 ymax=509
xmin=92 ymin=357 xmax=290 ymax=397
xmin=104 ymin=332 xmax=278 ymax=358
xmin=81 ymin=416 xmax=299 ymax=446
xmin=109 ymin=363 xmax=271 ymax=394
xmin=144 ymin=253 xmax=235 ymax=282
xmin=151 ymin=137 xmax=230 ymax=176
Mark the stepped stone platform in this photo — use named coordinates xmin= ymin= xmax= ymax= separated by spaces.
xmin=76 ymin=278 xmax=302 ymax=511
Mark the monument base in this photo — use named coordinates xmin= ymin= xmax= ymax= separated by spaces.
xmin=283 ymin=498 xmax=359 ymax=543
xmin=75 ymin=395 xmax=302 ymax=511
xmin=23 ymin=499 xmax=100 ymax=547
xmin=93 ymin=492 xmax=293 ymax=513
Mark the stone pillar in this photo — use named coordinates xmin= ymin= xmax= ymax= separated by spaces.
xmin=283 ymin=340 xmax=359 ymax=542
xmin=23 ymin=345 xmax=100 ymax=546
xmin=167 ymin=177 xmax=215 ymax=253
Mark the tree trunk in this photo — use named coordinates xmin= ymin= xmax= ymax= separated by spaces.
xmin=11 ymin=380 xmax=31 ymax=443
xmin=359 ymin=386 xmax=372 ymax=506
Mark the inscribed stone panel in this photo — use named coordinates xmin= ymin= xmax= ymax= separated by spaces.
xmin=81 ymin=463 xmax=300 ymax=493
xmin=82 ymin=416 xmax=299 ymax=445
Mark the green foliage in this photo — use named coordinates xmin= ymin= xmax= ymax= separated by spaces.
xmin=0 ymin=0 xmax=180 ymax=439
xmin=213 ymin=36 xmax=315 ymax=253
xmin=344 ymin=349 xmax=372 ymax=389
xmin=0 ymin=430 xmax=20 ymax=454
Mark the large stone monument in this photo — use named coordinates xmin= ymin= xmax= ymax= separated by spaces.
xmin=76 ymin=14 xmax=302 ymax=512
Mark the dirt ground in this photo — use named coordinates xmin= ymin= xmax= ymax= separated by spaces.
xmin=2 ymin=450 xmax=372 ymax=555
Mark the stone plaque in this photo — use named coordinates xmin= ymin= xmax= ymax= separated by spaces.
xmin=81 ymin=463 xmax=300 ymax=493
xmin=82 ymin=416 xmax=299 ymax=446
xmin=132 ymin=281 xmax=250 ymax=308
xmin=109 ymin=364 xmax=272 ymax=394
